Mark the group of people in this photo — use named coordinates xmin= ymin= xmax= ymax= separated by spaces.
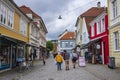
xmin=54 ymin=50 xmax=79 ymax=71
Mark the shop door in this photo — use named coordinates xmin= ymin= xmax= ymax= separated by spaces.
xmin=12 ymin=46 xmax=17 ymax=68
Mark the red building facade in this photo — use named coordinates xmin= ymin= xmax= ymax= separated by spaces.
xmin=90 ymin=12 xmax=109 ymax=64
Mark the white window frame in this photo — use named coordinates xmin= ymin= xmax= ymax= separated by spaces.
xmin=113 ymin=31 xmax=119 ymax=51
xmin=111 ymin=0 xmax=117 ymax=19
xmin=97 ymin=21 xmax=101 ymax=34
xmin=65 ymin=42 xmax=68 ymax=47
xmin=62 ymin=42 xmax=65 ymax=48
xmin=0 ymin=2 xmax=7 ymax=25
xmin=91 ymin=25 xmax=94 ymax=37
xmin=70 ymin=42 xmax=73 ymax=47
xmin=101 ymin=18 xmax=105 ymax=32
xmin=0 ymin=1 xmax=14 ymax=29
xmin=20 ymin=17 xmax=27 ymax=35
xmin=7 ymin=9 xmax=14 ymax=28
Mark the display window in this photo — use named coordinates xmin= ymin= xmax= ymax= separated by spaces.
xmin=0 ymin=46 xmax=10 ymax=70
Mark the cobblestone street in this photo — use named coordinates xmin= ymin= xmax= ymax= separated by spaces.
xmin=0 ymin=57 xmax=120 ymax=80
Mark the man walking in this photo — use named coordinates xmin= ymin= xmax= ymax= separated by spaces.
xmin=63 ymin=50 xmax=70 ymax=70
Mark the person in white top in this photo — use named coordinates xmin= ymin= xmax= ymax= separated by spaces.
xmin=71 ymin=51 xmax=78 ymax=68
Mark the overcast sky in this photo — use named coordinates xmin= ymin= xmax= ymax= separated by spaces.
xmin=14 ymin=0 xmax=107 ymax=40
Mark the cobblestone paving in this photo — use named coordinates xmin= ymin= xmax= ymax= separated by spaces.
xmin=0 ymin=57 xmax=120 ymax=80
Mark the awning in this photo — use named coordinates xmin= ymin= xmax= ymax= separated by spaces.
xmin=81 ymin=39 xmax=101 ymax=49
xmin=0 ymin=34 xmax=26 ymax=45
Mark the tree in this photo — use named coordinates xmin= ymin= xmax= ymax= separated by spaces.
xmin=46 ymin=41 xmax=53 ymax=51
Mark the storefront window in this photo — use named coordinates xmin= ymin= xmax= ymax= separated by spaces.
xmin=0 ymin=46 xmax=10 ymax=69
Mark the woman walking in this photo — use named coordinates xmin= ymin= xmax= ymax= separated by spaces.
xmin=72 ymin=51 xmax=78 ymax=69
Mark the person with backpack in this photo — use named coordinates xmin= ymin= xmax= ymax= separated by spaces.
xmin=71 ymin=51 xmax=78 ymax=69
xmin=55 ymin=52 xmax=63 ymax=71
xmin=63 ymin=50 xmax=70 ymax=70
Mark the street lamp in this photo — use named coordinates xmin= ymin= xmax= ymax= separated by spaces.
xmin=58 ymin=15 xmax=62 ymax=19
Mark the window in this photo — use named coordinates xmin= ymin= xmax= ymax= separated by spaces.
xmin=91 ymin=26 xmax=94 ymax=37
xmin=101 ymin=18 xmax=105 ymax=32
xmin=114 ymin=31 xmax=119 ymax=50
xmin=0 ymin=3 xmax=7 ymax=25
xmin=112 ymin=0 xmax=117 ymax=18
xmin=8 ymin=9 xmax=13 ymax=28
xmin=70 ymin=42 xmax=73 ymax=47
xmin=20 ymin=17 xmax=27 ymax=35
xmin=62 ymin=42 xmax=65 ymax=48
xmin=0 ymin=1 xmax=14 ymax=28
xmin=65 ymin=42 xmax=68 ymax=47
xmin=97 ymin=21 xmax=101 ymax=34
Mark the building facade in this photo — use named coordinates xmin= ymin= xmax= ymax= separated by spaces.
xmin=58 ymin=30 xmax=75 ymax=54
xmin=20 ymin=5 xmax=48 ymax=60
xmin=0 ymin=0 xmax=31 ymax=72
xmin=107 ymin=0 xmax=120 ymax=67
xmin=90 ymin=10 xmax=109 ymax=64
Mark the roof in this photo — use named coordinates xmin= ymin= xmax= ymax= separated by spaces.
xmin=81 ymin=7 xmax=106 ymax=17
xmin=80 ymin=7 xmax=106 ymax=35
xmin=19 ymin=5 xmax=40 ymax=18
xmin=20 ymin=5 xmax=48 ymax=33
xmin=59 ymin=32 xmax=74 ymax=40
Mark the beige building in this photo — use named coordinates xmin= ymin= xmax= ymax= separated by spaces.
xmin=107 ymin=0 xmax=120 ymax=67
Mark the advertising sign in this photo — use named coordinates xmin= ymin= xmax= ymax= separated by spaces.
xmin=79 ymin=57 xmax=86 ymax=67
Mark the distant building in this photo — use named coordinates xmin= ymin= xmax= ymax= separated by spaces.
xmin=58 ymin=30 xmax=75 ymax=53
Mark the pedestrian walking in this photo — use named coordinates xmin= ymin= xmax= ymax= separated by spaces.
xmin=71 ymin=51 xmax=78 ymax=69
xmin=55 ymin=52 xmax=63 ymax=71
xmin=42 ymin=53 xmax=46 ymax=65
xmin=62 ymin=50 xmax=70 ymax=70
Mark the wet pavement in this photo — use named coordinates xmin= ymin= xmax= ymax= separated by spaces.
xmin=0 ymin=57 xmax=120 ymax=80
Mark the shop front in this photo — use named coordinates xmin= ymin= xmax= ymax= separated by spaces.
xmin=0 ymin=36 xmax=28 ymax=72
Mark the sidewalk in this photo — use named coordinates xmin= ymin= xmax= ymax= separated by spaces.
xmin=83 ymin=63 xmax=120 ymax=80
xmin=0 ymin=60 xmax=44 ymax=80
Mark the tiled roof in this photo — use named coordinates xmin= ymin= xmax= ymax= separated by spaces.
xmin=19 ymin=5 xmax=40 ymax=18
xmin=80 ymin=7 xmax=106 ymax=35
xmin=60 ymin=32 xmax=74 ymax=40
xmin=81 ymin=7 xmax=106 ymax=17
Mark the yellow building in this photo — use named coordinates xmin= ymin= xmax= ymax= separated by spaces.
xmin=107 ymin=0 xmax=120 ymax=67
xmin=0 ymin=0 xmax=31 ymax=72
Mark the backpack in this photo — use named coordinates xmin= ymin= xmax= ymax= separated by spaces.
xmin=64 ymin=53 xmax=70 ymax=60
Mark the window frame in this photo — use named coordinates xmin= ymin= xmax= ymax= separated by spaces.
xmin=20 ymin=17 xmax=27 ymax=35
xmin=91 ymin=25 xmax=94 ymax=37
xmin=111 ymin=0 xmax=117 ymax=19
xmin=113 ymin=31 xmax=119 ymax=51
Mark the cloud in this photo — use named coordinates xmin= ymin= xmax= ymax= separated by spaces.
xmin=14 ymin=0 xmax=107 ymax=40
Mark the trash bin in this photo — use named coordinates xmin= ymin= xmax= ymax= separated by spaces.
xmin=108 ymin=57 xmax=115 ymax=69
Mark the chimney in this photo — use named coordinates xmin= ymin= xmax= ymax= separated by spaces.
xmin=97 ymin=2 xmax=101 ymax=8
